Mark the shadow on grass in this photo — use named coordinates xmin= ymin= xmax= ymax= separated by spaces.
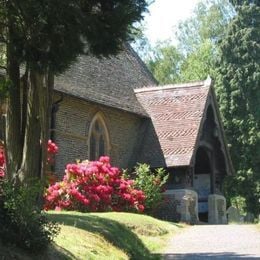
xmin=46 ymin=243 xmax=79 ymax=260
xmin=0 ymin=241 xmax=75 ymax=260
xmin=48 ymin=213 xmax=160 ymax=260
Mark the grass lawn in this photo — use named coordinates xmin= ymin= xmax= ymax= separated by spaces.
xmin=0 ymin=211 xmax=185 ymax=259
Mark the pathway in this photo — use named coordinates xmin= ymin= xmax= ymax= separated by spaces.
xmin=163 ymin=224 xmax=260 ymax=259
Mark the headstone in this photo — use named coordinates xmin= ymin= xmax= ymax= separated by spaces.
xmin=208 ymin=194 xmax=227 ymax=224
xmin=244 ymin=212 xmax=254 ymax=223
xmin=227 ymin=206 xmax=240 ymax=223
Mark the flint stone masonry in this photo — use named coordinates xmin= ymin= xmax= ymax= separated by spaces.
xmin=164 ymin=189 xmax=199 ymax=224
xmin=208 ymin=194 xmax=227 ymax=224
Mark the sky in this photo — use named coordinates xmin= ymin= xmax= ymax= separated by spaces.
xmin=143 ymin=0 xmax=201 ymax=45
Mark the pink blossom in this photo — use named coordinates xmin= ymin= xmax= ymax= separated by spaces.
xmin=44 ymin=156 xmax=146 ymax=213
xmin=99 ymin=156 xmax=110 ymax=164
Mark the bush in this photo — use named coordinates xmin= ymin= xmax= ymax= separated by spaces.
xmin=44 ymin=156 xmax=145 ymax=213
xmin=0 ymin=180 xmax=59 ymax=253
xmin=0 ymin=140 xmax=58 ymax=181
xmin=230 ymin=196 xmax=247 ymax=215
xmin=131 ymin=164 xmax=169 ymax=214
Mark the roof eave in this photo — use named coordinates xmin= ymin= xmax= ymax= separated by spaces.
xmin=134 ymin=80 xmax=206 ymax=94
xmin=189 ymin=80 xmax=235 ymax=176
xmin=189 ymin=78 xmax=213 ymax=169
xmin=210 ymin=86 xmax=235 ymax=176
xmin=54 ymin=89 xmax=150 ymax=119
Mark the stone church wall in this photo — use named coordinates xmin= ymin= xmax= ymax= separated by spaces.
xmin=53 ymin=94 xmax=143 ymax=178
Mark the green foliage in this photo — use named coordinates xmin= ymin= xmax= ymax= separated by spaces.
xmin=179 ymin=40 xmax=216 ymax=82
xmin=141 ymin=0 xmax=234 ymax=84
xmin=0 ymin=180 xmax=59 ymax=253
xmin=2 ymin=0 xmax=149 ymax=74
xmin=176 ymin=0 xmax=234 ymax=82
xmin=230 ymin=196 xmax=247 ymax=215
xmin=0 ymin=78 xmax=10 ymax=99
xmin=215 ymin=3 xmax=260 ymax=215
xmin=147 ymin=41 xmax=182 ymax=84
xmin=229 ymin=0 xmax=260 ymax=7
xmin=131 ymin=164 xmax=169 ymax=214
xmin=176 ymin=0 xmax=234 ymax=55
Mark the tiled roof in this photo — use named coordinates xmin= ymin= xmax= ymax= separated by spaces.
xmin=135 ymin=80 xmax=211 ymax=167
xmin=54 ymin=44 xmax=157 ymax=116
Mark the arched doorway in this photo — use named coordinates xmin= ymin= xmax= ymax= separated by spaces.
xmin=194 ymin=146 xmax=212 ymax=222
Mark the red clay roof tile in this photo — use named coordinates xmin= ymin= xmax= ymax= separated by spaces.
xmin=135 ymin=81 xmax=210 ymax=167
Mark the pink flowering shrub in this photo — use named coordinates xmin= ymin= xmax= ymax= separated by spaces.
xmin=0 ymin=146 xmax=6 ymax=178
xmin=0 ymin=140 xmax=58 ymax=180
xmin=46 ymin=140 xmax=59 ymax=184
xmin=44 ymin=156 xmax=145 ymax=213
xmin=47 ymin=140 xmax=58 ymax=164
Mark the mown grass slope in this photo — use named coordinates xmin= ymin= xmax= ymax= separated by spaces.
xmin=0 ymin=211 xmax=184 ymax=259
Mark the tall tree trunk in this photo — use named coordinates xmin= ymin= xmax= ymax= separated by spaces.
xmin=5 ymin=25 xmax=22 ymax=181
xmin=5 ymin=4 xmax=54 ymax=188
xmin=19 ymin=70 xmax=41 ymax=182
xmin=5 ymin=3 xmax=54 ymax=186
xmin=19 ymin=69 xmax=53 ymax=183
xmin=38 ymin=70 xmax=54 ymax=181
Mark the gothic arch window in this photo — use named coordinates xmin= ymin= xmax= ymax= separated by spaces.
xmin=88 ymin=113 xmax=110 ymax=161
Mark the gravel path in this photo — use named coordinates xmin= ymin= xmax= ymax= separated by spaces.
xmin=163 ymin=225 xmax=260 ymax=259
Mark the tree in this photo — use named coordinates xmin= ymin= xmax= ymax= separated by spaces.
xmin=141 ymin=0 xmax=234 ymax=84
xmin=215 ymin=3 xmax=260 ymax=215
xmin=178 ymin=40 xmax=215 ymax=82
xmin=0 ymin=0 xmax=148 ymax=184
xmin=147 ymin=41 xmax=182 ymax=84
xmin=229 ymin=0 xmax=260 ymax=6
xmin=176 ymin=0 xmax=234 ymax=82
xmin=176 ymin=0 xmax=234 ymax=55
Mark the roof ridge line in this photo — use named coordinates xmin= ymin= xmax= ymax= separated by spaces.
xmin=134 ymin=80 xmax=207 ymax=94
xmin=124 ymin=43 xmax=158 ymax=86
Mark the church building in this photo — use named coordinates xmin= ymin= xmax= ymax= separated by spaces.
xmin=1 ymin=44 xmax=233 ymax=224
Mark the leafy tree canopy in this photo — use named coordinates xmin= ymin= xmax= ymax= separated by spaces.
xmin=215 ymin=3 xmax=260 ymax=214
xmin=147 ymin=41 xmax=182 ymax=84
xmin=178 ymin=40 xmax=215 ymax=82
xmin=176 ymin=0 xmax=234 ymax=55
xmin=1 ymin=0 xmax=149 ymax=74
xmin=229 ymin=0 xmax=260 ymax=6
xmin=137 ymin=0 xmax=234 ymax=84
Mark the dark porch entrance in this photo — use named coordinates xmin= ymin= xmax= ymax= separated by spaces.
xmin=194 ymin=146 xmax=212 ymax=222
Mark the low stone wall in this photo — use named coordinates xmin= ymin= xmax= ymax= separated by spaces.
xmin=208 ymin=194 xmax=227 ymax=224
xmin=154 ymin=189 xmax=199 ymax=224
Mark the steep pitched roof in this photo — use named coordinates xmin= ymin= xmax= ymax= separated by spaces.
xmin=135 ymin=80 xmax=211 ymax=167
xmin=54 ymin=44 xmax=157 ymax=116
